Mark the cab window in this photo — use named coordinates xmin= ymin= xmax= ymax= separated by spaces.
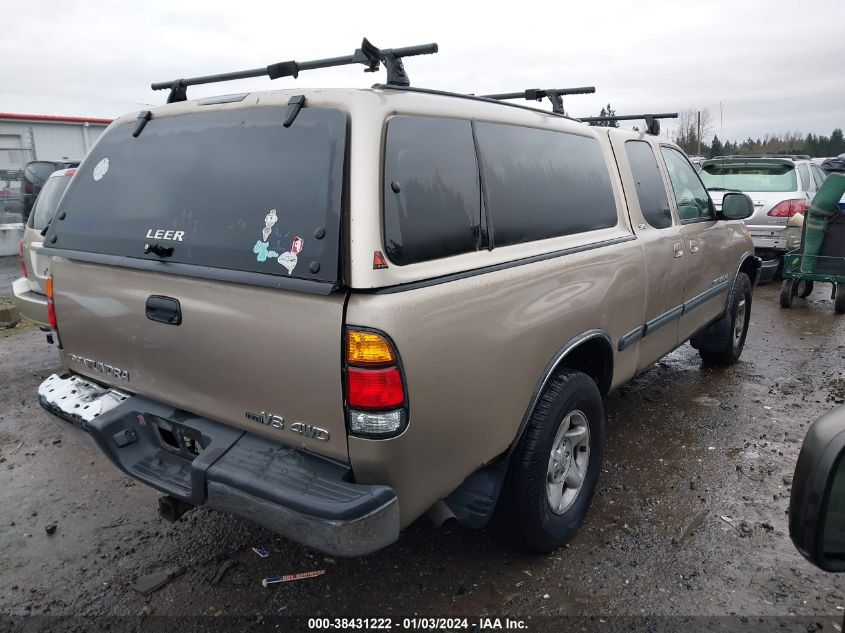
xmin=625 ymin=141 xmax=673 ymax=229
xmin=660 ymin=147 xmax=713 ymax=222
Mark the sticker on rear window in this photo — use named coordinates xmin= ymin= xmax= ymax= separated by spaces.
xmin=262 ymin=209 xmax=278 ymax=242
xmin=253 ymin=240 xmax=279 ymax=262
xmin=278 ymin=251 xmax=298 ymax=275
xmin=93 ymin=157 xmax=109 ymax=181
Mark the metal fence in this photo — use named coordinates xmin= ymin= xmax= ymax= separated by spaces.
xmin=0 ymin=144 xmax=35 ymax=224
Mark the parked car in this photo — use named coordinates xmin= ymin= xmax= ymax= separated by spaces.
xmin=35 ymin=84 xmax=759 ymax=557
xmin=21 ymin=159 xmax=79 ymax=222
xmin=12 ymin=168 xmax=76 ymax=329
xmin=701 ymin=155 xmax=827 ymax=282
xmin=790 ymin=404 xmax=845 ymax=572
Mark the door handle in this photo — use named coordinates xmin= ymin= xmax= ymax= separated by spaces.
xmin=688 ymin=239 xmax=700 ymax=254
xmin=673 ymin=242 xmax=684 ymax=258
xmin=146 ymin=295 xmax=182 ymax=325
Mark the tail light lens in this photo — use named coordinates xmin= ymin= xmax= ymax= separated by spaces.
xmin=768 ymin=198 xmax=808 ymax=218
xmin=19 ymin=240 xmax=28 ymax=278
xmin=46 ymin=275 xmax=57 ymax=330
xmin=345 ymin=329 xmax=408 ymax=437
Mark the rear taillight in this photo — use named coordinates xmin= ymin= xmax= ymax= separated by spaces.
xmin=46 ymin=276 xmax=57 ymax=330
xmin=767 ymin=198 xmax=808 ymax=218
xmin=19 ymin=240 xmax=28 ymax=278
xmin=345 ymin=329 xmax=408 ymax=437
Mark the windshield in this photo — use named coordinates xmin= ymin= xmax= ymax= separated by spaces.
xmin=46 ymin=107 xmax=346 ymax=284
xmin=29 ymin=173 xmax=72 ymax=230
xmin=700 ymin=162 xmax=798 ymax=193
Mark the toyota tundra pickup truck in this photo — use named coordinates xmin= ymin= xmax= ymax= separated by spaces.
xmin=36 ymin=81 xmax=760 ymax=556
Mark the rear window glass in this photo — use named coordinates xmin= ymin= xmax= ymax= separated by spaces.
xmin=47 ymin=107 xmax=346 ymax=283
xmin=30 ymin=173 xmax=72 ymax=231
xmin=383 ymin=116 xmax=480 ymax=266
xmin=625 ymin=141 xmax=672 ymax=229
xmin=700 ymin=162 xmax=798 ymax=193
xmin=473 ymin=123 xmax=618 ymax=247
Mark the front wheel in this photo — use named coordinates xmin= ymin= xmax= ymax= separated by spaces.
xmin=502 ymin=370 xmax=604 ymax=552
xmin=692 ymin=273 xmax=752 ymax=365
xmin=797 ymin=280 xmax=814 ymax=299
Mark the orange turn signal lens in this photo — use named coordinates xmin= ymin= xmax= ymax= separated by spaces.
xmin=347 ymin=330 xmax=395 ymax=366
xmin=46 ymin=276 xmax=54 ymax=300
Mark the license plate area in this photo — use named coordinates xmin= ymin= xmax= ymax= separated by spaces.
xmin=147 ymin=414 xmax=205 ymax=459
xmin=38 ymin=373 xmax=130 ymax=428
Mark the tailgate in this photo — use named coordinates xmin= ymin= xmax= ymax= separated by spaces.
xmin=52 ymin=258 xmax=349 ymax=461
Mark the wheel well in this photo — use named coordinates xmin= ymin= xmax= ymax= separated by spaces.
xmin=555 ymin=336 xmax=613 ymax=396
xmin=739 ymin=255 xmax=762 ymax=286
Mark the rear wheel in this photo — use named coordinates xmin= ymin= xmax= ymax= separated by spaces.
xmin=693 ymin=273 xmax=752 ymax=365
xmin=502 ymin=370 xmax=604 ymax=552
xmin=780 ymin=279 xmax=795 ymax=308
xmin=836 ymin=284 xmax=845 ymax=315
xmin=798 ymin=280 xmax=814 ymax=299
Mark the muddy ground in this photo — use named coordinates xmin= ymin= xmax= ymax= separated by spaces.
xmin=1 ymin=253 xmax=845 ymax=630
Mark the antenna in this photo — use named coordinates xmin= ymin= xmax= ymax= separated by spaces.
xmin=579 ymin=112 xmax=678 ymax=136
xmin=482 ymin=87 xmax=596 ymax=115
xmin=151 ymin=38 xmax=439 ymax=103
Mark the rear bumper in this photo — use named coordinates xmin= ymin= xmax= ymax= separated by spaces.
xmin=37 ymin=373 xmax=399 ymax=557
xmin=758 ymin=257 xmax=781 ymax=283
xmin=11 ymin=278 xmax=49 ymax=327
xmin=750 ymin=227 xmax=802 ymax=253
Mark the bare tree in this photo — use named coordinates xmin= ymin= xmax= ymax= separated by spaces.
xmin=673 ymin=108 xmax=713 ymax=155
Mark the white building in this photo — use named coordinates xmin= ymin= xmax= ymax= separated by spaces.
xmin=0 ymin=112 xmax=111 ymax=173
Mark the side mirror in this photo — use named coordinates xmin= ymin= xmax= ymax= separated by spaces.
xmin=789 ymin=405 xmax=845 ymax=572
xmin=720 ymin=192 xmax=755 ymax=220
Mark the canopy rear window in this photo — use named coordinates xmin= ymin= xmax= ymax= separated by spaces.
xmin=47 ymin=107 xmax=346 ymax=283
xmin=700 ymin=162 xmax=797 ymax=193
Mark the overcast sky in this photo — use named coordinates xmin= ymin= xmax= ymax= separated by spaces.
xmin=2 ymin=0 xmax=843 ymax=142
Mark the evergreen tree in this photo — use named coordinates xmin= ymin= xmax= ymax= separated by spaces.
xmin=710 ymin=135 xmax=724 ymax=158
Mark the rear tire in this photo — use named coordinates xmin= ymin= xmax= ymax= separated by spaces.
xmin=798 ymin=280 xmax=814 ymax=299
xmin=502 ymin=370 xmax=604 ymax=552
xmin=693 ymin=273 xmax=752 ymax=366
xmin=836 ymin=284 xmax=845 ymax=315
xmin=780 ymin=279 xmax=795 ymax=308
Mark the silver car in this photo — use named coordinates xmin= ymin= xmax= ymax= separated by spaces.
xmin=701 ymin=155 xmax=827 ymax=281
xmin=12 ymin=168 xmax=76 ymax=329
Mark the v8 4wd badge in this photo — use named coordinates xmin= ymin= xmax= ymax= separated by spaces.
xmin=244 ymin=410 xmax=330 ymax=441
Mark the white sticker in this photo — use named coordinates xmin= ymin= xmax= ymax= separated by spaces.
xmin=278 ymin=251 xmax=298 ymax=275
xmin=93 ymin=157 xmax=109 ymax=181
xmin=262 ymin=209 xmax=278 ymax=242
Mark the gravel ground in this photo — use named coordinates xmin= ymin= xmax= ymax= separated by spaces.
xmin=1 ymin=262 xmax=844 ymax=631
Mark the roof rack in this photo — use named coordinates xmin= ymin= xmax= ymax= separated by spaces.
xmin=151 ymin=37 xmax=438 ymax=103
xmin=481 ymin=87 xmax=596 ymax=115
xmin=710 ymin=154 xmax=811 ymax=160
xmin=578 ymin=112 xmax=678 ymax=136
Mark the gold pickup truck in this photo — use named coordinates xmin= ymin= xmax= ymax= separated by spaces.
xmin=35 ymin=83 xmax=759 ymax=556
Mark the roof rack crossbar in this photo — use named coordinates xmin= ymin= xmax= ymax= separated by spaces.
xmin=481 ymin=86 xmax=595 ymax=115
xmin=151 ymin=38 xmax=438 ymax=103
xmin=579 ymin=112 xmax=678 ymax=136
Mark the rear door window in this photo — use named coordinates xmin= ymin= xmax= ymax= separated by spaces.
xmin=383 ymin=116 xmax=480 ymax=266
xmin=473 ymin=123 xmax=618 ymax=246
xmin=660 ymin=147 xmax=713 ymax=222
xmin=47 ymin=107 xmax=346 ymax=283
xmin=625 ymin=141 xmax=673 ymax=229
xmin=813 ymin=165 xmax=827 ymax=188
xmin=797 ymin=163 xmax=812 ymax=191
